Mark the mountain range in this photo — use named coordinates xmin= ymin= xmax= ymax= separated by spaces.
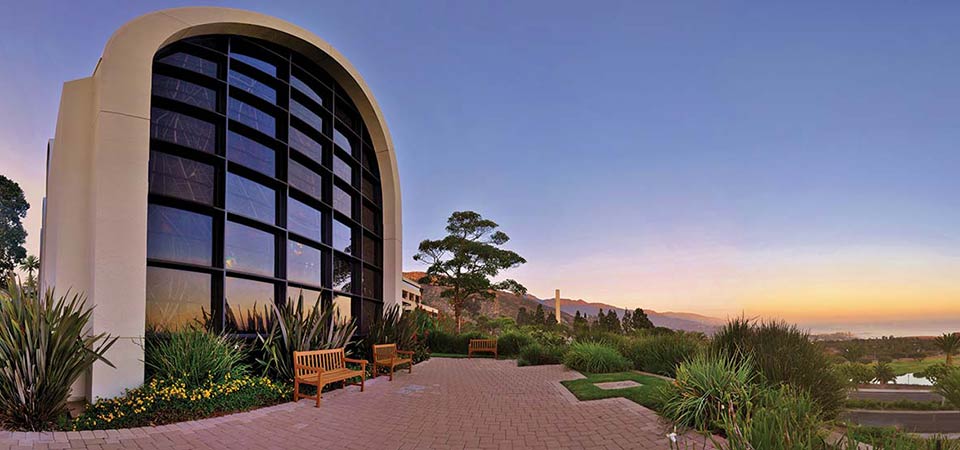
xmin=403 ymin=272 xmax=723 ymax=334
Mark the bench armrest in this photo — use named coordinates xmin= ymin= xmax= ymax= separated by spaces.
xmin=344 ymin=358 xmax=367 ymax=367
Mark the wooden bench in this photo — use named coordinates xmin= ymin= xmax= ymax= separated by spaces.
xmin=372 ymin=343 xmax=414 ymax=381
xmin=293 ymin=348 xmax=366 ymax=407
xmin=468 ymin=339 xmax=498 ymax=359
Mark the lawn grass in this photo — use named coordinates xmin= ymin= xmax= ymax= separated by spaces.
xmin=560 ymin=371 xmax=670 ymax=410
xmin=888 ymin=355 xmax=945 ymax=375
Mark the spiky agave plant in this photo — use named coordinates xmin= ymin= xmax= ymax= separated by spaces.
xmin=256 ymin=293 xmax=357 ymax=381
xmin=0 ymin=277 xmax=116 ymax=430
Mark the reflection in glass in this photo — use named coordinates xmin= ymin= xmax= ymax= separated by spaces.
xmin=291 ymin=75 xmax=325 ymax=106
xmin=149 ymin=151 xmax=215 ymax=204
xmin=333 ymin=155 xmax=352 ymax=184
xmin=361 ymin=176 xmax=376 ymax=200
xmin=227 ymin=173 xmax=275 ymax=224
xmin=333 ymin=257 xmax=353 ymax=293
xmin=286 ymin=286 xmax=323 ymax=309
xmin=147 ymin=205 xmax=212 ymax=265
xmin=362 ymin=203 xmax=378 ymax=232
xmin=335 ymin=103 xmax=359 ymax=132
xmin=287 ymin=197 xmax=321 ymax=241
xmin=287 ymin=240 xmax=322 ymax=286
xmin=232 ymin=52 xmax=276 ymax=77
xmin=333 ymin=294 xmax=352 ymax=325
xmin=289 ymin=127 xmax=323 ymax=164
xmin=151 ymin=108 xmax=216 ymax=153
xmin=224 ymin=221 xmax=274 ymax=276
xmin=291 ymin=100 xmax=324 ymax=133
xmin=153 ymin=74 xmax=217 ymax=111
xmin=333 ymin=219 xmax=352 ymax=254
xmin=228 ymin=98 xmax=276 ymax=137
xmin=146 ymin=267 xmax=211 ymax=331
xmin=333 ymin=129 xmax=352 ymax=154
xmin=333 ymin=185 xmax=352 ymax=217
xmin=288 ymin=160 xmax=322 ymax=200
xmin=362 ymin=267 xmax=380 ymax=299
xmin=362 ymin=234 xmax=379 ymax=266
xmin=158 ymin=52 xmax=218 ymax=77
xmin=227 ymin=131 xmax=275 ymax=176
xmin=224 ymin=277 xmax=274 ymax=334
xmin=228 ymin=70 xmax=276 ymax=103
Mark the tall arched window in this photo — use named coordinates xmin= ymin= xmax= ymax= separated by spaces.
xmin=145 ymin=35 xmax=383 ymax=335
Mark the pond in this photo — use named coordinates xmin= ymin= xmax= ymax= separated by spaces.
xmin=876 ymin=373 xmax=933 ymax=386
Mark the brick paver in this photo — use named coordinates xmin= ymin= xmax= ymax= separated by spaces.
xmin=0 ymin=358 xmax=717 ymax=449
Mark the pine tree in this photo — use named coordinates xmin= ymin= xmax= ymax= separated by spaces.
xmin=573 ymin=311 xmax=587 ymax=331
xmin=621 ymin=309 xmax=633 ymax=334
xmin=534 ymin=304 xmax=547 ymax=326
xmin=631 ymin=308 xmax=654 ymax=330
xmin=517 ymin=307 xmax=529 ymax=326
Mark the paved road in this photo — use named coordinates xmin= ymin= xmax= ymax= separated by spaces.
xmin=849 ymin=388 xmax=944 ymax=403
xmin=843 ymin=410 xmax=960 ymax=433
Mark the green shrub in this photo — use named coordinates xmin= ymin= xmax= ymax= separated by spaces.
xmin=427 ymin=330 xmax=489 ymax=354
xmin=659 ymin=353 xmax=755 ymax=431
xmin=625 ymin=332 xmax=703 ymax=377
xmin=717 ymin=386 xmax=827 ymax=450
xmin=563 ymin=342 xmax=631 ymax=373
xmin=0 ymin=279 xmax=116 ymax=431
xmin=69 ymin=374 xmax=289 ymax=430
xmin=517 ymin=343 xmax=566 ymax=366
xmin=257 ymin=293 xmax=356 ymax=381
xmin=574 ymin=329 xmax=629 ymax=350
xmin=145 ymin=328 xmax=248 ymax=388
xmin=934 ymin=367 xmax=960 ymax=409
xmin=358 ymin=305 xmax=430 ymax=363
xmin=525 ymin=328 xmax=569 ymax=347
xmin=917 ymin=363 xmax=956 ymax=384
xmin=711 ymin=318 xmax=846 ymax=418
xmin=831 ymin=362 xmax=874 ymax=387
xmin=498 ymin=330 xmax=534 ymax=356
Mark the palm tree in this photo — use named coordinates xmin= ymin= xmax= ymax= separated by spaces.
xmin=18 ymin=255 xmax=40 ymax=297
xmin=873 ymin=361 xmax=896 ymax=385
xmin=934 ymin=332 xmax=960 ymax=366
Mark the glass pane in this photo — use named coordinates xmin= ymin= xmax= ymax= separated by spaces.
xmin=146 ymin=267 xmax=211 ymax=331
xmin=153 ymin=74 xmax=217 ymax=111
xmin=287 ymin=197 xmax=321 ymax=241
xmin=333 ymin=294 xmax=352 ymax=325
xmin=333 ymin=185 xmax=352 ymax=217
xmin=362 ymin=203 xmax=377 ymax=232
xmin=288 ymin=160 xmax=322 ymax=201
xmin=147 ymin=204 xmax=212 ymax=265
xmin=287 ymin=240 xmax=322 ymax=286
xmin=333 ymin=129 xmax=352 ymax=154
xmin=362 ymin=267 xmax=380 ymax=299
xmin=286 ymin=286 xmax=323 ymax=308
xmin=148 ymin=151 xmax=215 ymax=204
xmin=291 ymin=100 xmax=324 ymax=132
xmin=232 ymin=52 xmax=276 ymax=77
xmin=228 ymin=98 xmax=276 ymax=137
xmin=289 ymin=127 xmax=323 ymax=164
xmin=227 ymin=131 xmax=275 ymax=177
xmin=224 ymin=221 xmax=275 ymax=276
xmin=333 ymin=219 xmax=352 ymax=254
xmin=362 ymin=234 xmax=380 ymax=266
xmin=227 ymin=173 xmax=275 ymax=224
xmin=362 ymin=147 xmax=376 ymax=172
xmin=291 ymin=75 xmax=325 ymax=106
xmin=224 ymin=277 xmax=274 ymax=334
xmin=158 ymin=52 xmax=218 ymax=77
xmin=151 ymin=107 xmax=216 ymax=153
xmin=333 ymin=155 xmax=352 ymax=184
xmin=335 ymin=103 xmax=359 ymax=132
xmin=361 ymin=176 xmax=376 ymax=200
xmin=228 ymin=70 xmax=276 ymax=104
xmin=333 ymin=256 xmax=353 ymax=293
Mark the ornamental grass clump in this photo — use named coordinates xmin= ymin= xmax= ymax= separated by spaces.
xmin=563 ymin=341 xmax=631 ymax=373
xmin=0 ymin=278 xmax=116 ymax=431
xmin=625 ymin=332 xmax=704 ymax=377
xmin=144 ymin=328 xmax=248 ymax=388
xmin=497 ymin=330 xmax=534 ymax=356
xmin=716 ymin=386 xmax=828 ymax=450
xmin=659 ymin=353 xmax=755 ymax=432
xmin=359 ymin=305 xmax=431 ymax=363
xmin=517 ymin=342 xmax=567 ymax=366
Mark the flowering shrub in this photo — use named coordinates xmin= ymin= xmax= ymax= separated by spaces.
xmin=69 ymin=374 xmax=290 ymax=430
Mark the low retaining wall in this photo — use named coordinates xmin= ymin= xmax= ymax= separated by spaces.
xmin=842 ymin=410 xmax=960 ymax=433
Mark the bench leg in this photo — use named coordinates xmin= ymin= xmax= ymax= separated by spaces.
xmin=361 ymin=371 xmax=365 ymax=392
xmin=409 ymin=362 xmax=413 ymax=374
xmin=293 ymin=379 xmax=300 ymax=402
xmin=389 ymin=365 xmax=394 ymax=381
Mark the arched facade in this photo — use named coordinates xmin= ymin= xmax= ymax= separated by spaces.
xmin=40 ymin=7 xmax=401 ymax=400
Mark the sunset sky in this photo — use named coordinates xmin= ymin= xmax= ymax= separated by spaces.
xmin=1 ymin=1 xmax=958 ymax=333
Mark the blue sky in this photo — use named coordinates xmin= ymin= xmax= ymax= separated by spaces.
xmin=1 ymin=1 xmax=958 ymax=325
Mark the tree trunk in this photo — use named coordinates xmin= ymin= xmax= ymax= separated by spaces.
xmin=455 ymin=307 xmax=462 ymax=334
xmin=948 ymin=353 xmax=954 ymax=366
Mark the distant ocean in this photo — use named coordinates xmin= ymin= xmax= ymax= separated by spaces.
xmin=802 ymin=319 xmax=960 ymax=338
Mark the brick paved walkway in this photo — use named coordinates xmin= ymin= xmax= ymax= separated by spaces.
xmin=0 ymin=358 xmax=717 ymax=449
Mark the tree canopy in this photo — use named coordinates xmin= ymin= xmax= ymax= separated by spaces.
xmin=413 ymin=211 xmax=526 ymax=333
xmin=0 ymin=175 xmax=29 ymax=277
